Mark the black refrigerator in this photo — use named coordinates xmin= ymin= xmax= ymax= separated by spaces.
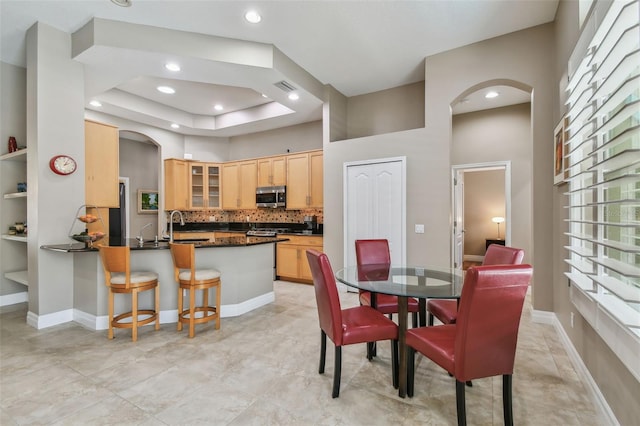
xmin=108 ymin=182 xmax=126 ymax=242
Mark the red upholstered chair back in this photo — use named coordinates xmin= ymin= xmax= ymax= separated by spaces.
xmin=355 ymin=239 xmax=391 ymax=281
xmin=483 ymin=245 xmax=525 ymax=266
xmin=306 ymin=249 xmax=345 ymax=346
xmin=454 ymin=264 xmax=533 ymax=382
xmin=355 ymin=239 xmax=391 ymax=266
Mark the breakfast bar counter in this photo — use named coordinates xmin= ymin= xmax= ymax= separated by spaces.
xmin=41 ymin=236 xmax=285 ymax=331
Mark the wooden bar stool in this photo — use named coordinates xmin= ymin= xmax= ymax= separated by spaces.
xmin=98 ymin=246 xmax=160 ymax=342
xmin=169 ymin=243 xmax=221 ymax=337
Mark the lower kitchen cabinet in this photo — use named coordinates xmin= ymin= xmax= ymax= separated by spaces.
xmin=276 ymin=235 xmax=323 ymax=283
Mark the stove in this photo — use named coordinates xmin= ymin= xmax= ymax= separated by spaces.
xmin=246 ymin=228 xmax=291 ymax=237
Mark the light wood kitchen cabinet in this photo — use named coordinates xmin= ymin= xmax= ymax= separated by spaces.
xmin=188 ymin=163 xmax=221 ymax=210
xmin=222 ymin=160 xmax=257 ymax=210
xmin=277 ymin=235 xmax=323 ymax=283
xmin=85 ymin=120 xmax=119 ymax=207
xmin=286 ymin=150 xmax=323 ymax=209
xmin=164 ymin=159 xmax=189 ymax=211
xmin=257 ymin=156 xmax=286 ymax=187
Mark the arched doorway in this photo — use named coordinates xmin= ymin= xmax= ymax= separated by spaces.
xmin=449 ymin=81 xmax=532 ymax=270
xmin=115 ymin=131 xmax=162 ymax=241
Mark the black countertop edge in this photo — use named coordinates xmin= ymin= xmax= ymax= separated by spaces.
xmin=169 ymin=221 xmax=323 ymax=235
xmin=41 ymin=236 xmax=288 ymax=253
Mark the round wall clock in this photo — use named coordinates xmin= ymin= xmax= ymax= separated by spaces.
xmin=49 ymin=155 xmax=77 ymax=175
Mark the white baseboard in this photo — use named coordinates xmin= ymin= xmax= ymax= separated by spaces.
xmin=221 ymin=291 xmax=275 ymax=317
xmin=531 ymin=309 xmax=618 ymax=426
xmin=66 ymin=292 xmax=276 ymax=331
xmin=26 ymin=309 xmax=74 ymax=329
xmin=0 ymin=291 xmax=28 ymax=307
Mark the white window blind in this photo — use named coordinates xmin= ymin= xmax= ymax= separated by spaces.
xmin=564 ymin=0 xmax=640 ymax=381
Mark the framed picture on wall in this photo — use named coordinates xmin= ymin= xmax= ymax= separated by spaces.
xmin=553 ymin=117 xmax=568 ymax=185
xmin=138 ymin=189 xmax=159 ymax=213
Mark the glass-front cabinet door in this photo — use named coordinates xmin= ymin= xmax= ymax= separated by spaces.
xmin=206 ymin=164 xmax=220 ymax=209
xmin=189 ymin=163 xmax=221 ymax=210
xmin=189 ymin=164 xmax=205 ymax=209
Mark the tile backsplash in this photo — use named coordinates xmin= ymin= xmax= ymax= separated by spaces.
xmin=176 ymin=209 xmax=323 ymax=224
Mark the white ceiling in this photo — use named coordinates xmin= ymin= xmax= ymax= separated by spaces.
xmin=0 ymin=0 xmax=555 ymax=137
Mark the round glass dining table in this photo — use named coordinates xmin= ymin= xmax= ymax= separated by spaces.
xmin=335 ymin=264 xmax=464 ymax=398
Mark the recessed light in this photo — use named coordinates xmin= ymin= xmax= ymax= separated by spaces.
xmin=157 ymin=86 xmax=175 ymax=94
xmin=214 ymin=104 xmax=224 ymax=111
xmin=89 ymin=100 xmax=102 ymax=107
xmin=245 ymin=10 xmax=261 ymax=24
xmin=261 ymin=93 xmax=268 ymax=98
xmin=111 ymin=0 xmax=132 ymax=7
xmin=171 ymin=123 xmax=180 ymax=129
xmin=485 ymin=91 xmax=499 ymax=99
xmin=288 ymin=93 xmax=299 ymax=101
xmin=165 ymin=62 xmax=180 ymax=72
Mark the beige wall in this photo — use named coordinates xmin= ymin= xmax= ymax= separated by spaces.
xmin=463 ymin=170 xmax=505 ymax=256
xmin=347 ymin=81 xmax=425 ymax=139
xmin=452 ymin=103 xmax=532 ymax=260
xmin=229 ymin=121 xmax=322 ymax=160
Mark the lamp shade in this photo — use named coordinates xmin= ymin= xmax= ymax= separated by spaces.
xmin=492 ymin=216 xmax=505 ymax=224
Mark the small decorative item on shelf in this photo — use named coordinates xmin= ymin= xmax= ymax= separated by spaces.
xmin=7 ymin=136 xmax=17 ymax=153
xmin=14 ymin=222 xmax=25 ymax=234
xmin=17 ymin=182 xmax=27 ymax=192
xmin=8 ymin=226 xmax=17 ymax=235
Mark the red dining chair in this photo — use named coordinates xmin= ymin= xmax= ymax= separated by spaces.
xmin=306 ymin=249 xmax=399 ymax=398
xmin=426 ymin=244 xmax=524 ymax=326
xmin=406 ymin=264 xmax=533 ymax=426
xmin=356 ymin=239 xmax=420 ymax=328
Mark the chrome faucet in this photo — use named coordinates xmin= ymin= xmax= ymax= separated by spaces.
xmin=137 ymin=222 xmax=153 ymax=244
xmin=169 ymin=210 xmax=185 ymax=243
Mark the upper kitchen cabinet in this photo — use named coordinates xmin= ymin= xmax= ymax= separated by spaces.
xmin=85 ymin=120 xmax=119 ymax=207
xmin=286 ymin=150 xmax=323 ymax=209
xmin=164 ymin=159 xmax=189 ymax=211
xmin=189 ymin=163 xmax=221 ymax=210
xmin=222 ymin=160 xmax=257 ymax=210
xmin=257 ymin=156 xmax=287 ymax=187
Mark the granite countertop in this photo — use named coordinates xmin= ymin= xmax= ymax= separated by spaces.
xmin=41 ymin=236 xmax=287 ymax=253
xmin=170 ymin=221 xmax=323 ymax=236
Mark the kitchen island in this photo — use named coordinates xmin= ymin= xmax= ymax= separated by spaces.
xmin=41 ymin=236 xmax=285 ymax=331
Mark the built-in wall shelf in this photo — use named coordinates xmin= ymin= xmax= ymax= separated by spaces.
xmin=4 ymin=192 xmax=27 ymax=199
xmin=4 ymin=270 xmax=28 ymax=287
xmin=1 ymin=234 xmax=27 ymax=243
xmin=0 ymin=149 xmax=27 ymax=161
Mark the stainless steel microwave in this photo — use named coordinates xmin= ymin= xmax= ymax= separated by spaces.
xmin=256 ymin=186 xmax=286 ymax=208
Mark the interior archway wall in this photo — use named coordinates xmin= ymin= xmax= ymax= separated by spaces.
xmin=424 ymin=23 xmax=555 ymax=311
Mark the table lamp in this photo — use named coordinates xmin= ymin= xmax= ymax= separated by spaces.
xmin=492 ymin=216 xmax=505 ymax=239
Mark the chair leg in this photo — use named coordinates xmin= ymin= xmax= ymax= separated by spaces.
xmin=189 ymin=287 xmax=196 ymax=338
xmin=412 ymin=312 xmax=418 ymax=328
xmin=132 ymin=290 xmax=138 ymax=342
xmin=428 ymin=312 xmax=434 ymax=326
xmin=332 ymin=346 xmax=342 ymax=398
xmin=366 ymin=342 xmax=373 ymax=361
xmin=177 ymin=287 xmax=183 ymax=331
xmin=154 ymin=285 xmax=160 ymax=331
xmin=215 ymin=282 xmax=221 ymax=330
xmin=407 ymin=346 xmax=415 ymax=397
xmin=108 ymin=290 xmax=114 ymax=339
xmin=503 ymin=374 xmax=514 ymax=426
xmin=456 ymin=380 xmax=467 ymax=426
xmin=319 ymin=331 xmax=326 ymax=374
xmin=391 ymin=339 xmax=399 ymax=389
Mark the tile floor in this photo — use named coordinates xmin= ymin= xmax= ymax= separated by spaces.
xmin=1 ymin=281 xmax=603 ymax=425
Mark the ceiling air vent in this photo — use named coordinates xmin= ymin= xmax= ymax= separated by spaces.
xmin=274 ymin=80 xmax=296 ymax=93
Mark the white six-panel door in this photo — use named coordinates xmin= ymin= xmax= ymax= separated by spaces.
xmin=344 ymin=157 xmax=406 ymax=269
